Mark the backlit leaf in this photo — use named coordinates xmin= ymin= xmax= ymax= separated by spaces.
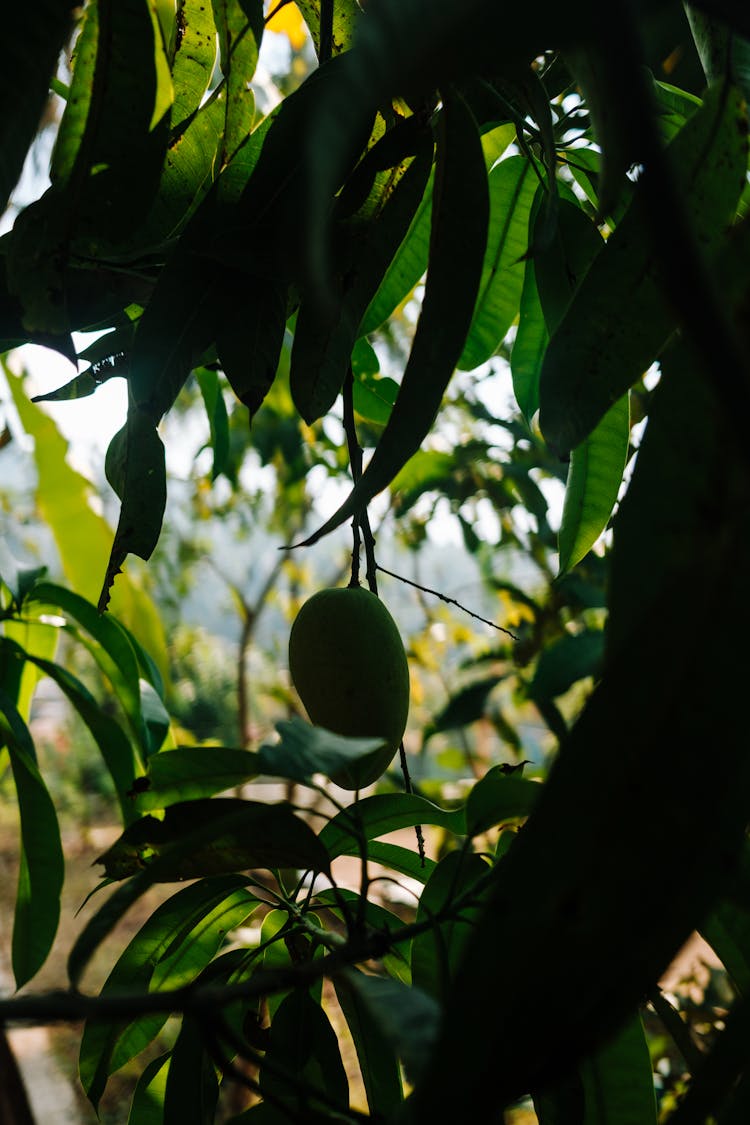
xmin=558 ymin=395 xmax=630 ymax=574
xmin=539 ymin=83 xmax=748 ymax=455
xmin=458 ymin=155 xmax=538 ymax=370
xmin=298 ymin=89 xmax=489 ymax=546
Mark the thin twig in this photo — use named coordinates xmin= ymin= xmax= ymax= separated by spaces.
xmin=376 ymin=564 xmax=518 ymax=640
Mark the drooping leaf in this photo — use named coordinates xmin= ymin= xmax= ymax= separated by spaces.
xmin=298 ymin=89 xmax=489 ymax=546
xmin=290 ymin=129 xmax=433 ymax=422
xmin=294 ymin=0 xmax=360 ymax=57
xmin=99 ymin=406 xmax=167 ymax=612
xmin=539 ymin=82 xmax=748 ymax=455
xmin=171 ymin=0 xmax=219 ymax=132
xmin=80 ymin=875 xmax=255 ymax=1108
xmin=458 ymin=155 xmax=538 ymax=370
xmin=319 ymin=793 xmax=464 ymax=861
xmin=164 ymin=1015 xmax=219 ymax=1125
xmin=0 ymin=4 xmax=77 ymax=212
xmin=3 ymin=366 xmax=168 ymax=666
xmin=216 ymin=278 xmax=288 ymax=422
xmin=333 ymin=972 xmax=403 ymax=1115
xmin=558 ymin=395 xmax=630 ymax=574
xmin=358 ymin=171 xmax=434 ymax=336
xmin=196 ymin=366 xmax=230 ymax=479
xmin=213 ymin=0 xmax=263 ymax=165
xmin=411 ymin=850 xmax=491 ymax=1002
xmin=0 ymin=687 xmax=63 ymax=987
xmin=511 ymin=255 xmax=548 ymax=423
xmin=259 ymin=989 xmax=349 ymax=1115
xmin=3 ymin=637 xmax=139 ymax=822
xmin=127 ymin=1052 xmax=170 ymax=1125
xmin=536 ymin=1015 xmax=657 ymax=1125
xmin=336 ymin=969 xmax=440 ymax=1086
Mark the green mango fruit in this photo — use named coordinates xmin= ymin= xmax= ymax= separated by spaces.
xmin=288 ymin=585 xmax=410 ymax=788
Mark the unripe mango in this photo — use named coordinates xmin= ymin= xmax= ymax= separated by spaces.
xmin=288 ymin=586 xmax=410 ymax=789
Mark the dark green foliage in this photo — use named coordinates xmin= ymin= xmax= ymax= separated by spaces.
xmin=2 ymin=3 xmax=750 ymax=1123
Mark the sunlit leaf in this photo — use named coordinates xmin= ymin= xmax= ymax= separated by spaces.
xmin=458 ymin=155 xmax=538 ymax=370
xmin=134 ymin=747 xmax=261 ymax=811
xmin=558 ymin=395 xmax=630 ymax=574
xmin=320 ymin=793 xmax=464 ymax=861
xmin=0 ymin=687 xmax=63 ymax=987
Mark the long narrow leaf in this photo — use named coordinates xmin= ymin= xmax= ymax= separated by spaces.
xmin=297 ymin=89 xmax=489 ymax=546
xmin=0 ymin=688 xmax=63 ymax=987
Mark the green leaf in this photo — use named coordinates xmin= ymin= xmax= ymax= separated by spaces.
xmin=70 ymin=800 xmax=328 ymax=985
xmin=127 ymin=1052 xmax=170 ymax=1124
xmin=352 ymin=371 xmax=399 ymax=426
xmin=298 ymin=89 xmax=489 ymax=546
xmin=100 ymin=406 xmax=167 ymax=612
xmin=96 ymin=798 xmax=331 ymax=881
xmin=28 ymin=581 xmax=150 ymax=750
xmin=425 ymin=675 xmax=504 ymax=740
xmin=80 ymin=875 xmax=254 ymax=1108
xmin=0 ymin=6 xmax=75 ymax=211
xmin=164 ymin=1015 xmax=219 ymax=1125
xmin=196 ymin=367 xmax=230 ymax=480
xmin=0 ymin=688 xmax=63 ymax=987
xmin=138 ymin=88 xmax=226 ymax=247
xmin=134 ymin=747 xmax=261 ymax=811
xmin=458 ymin=155 xmax=538 ymax=370
xmin=364 ymin=840 xmax=435 ymax=884
xmin=290 ymin=130 xmax=433 ymax=422
xmin=358 ymin=171 xmax=433 ymax=336
xmin=511 ymin=255 xmax=548 ymax=423
xmin=539 ymin=83 xmax=748 ymax=455
xmin=579 ymin=1015 xmax=658 ymax=1125
xmin=319 ymin=793 xmax=464 ymax=861
xmin=411 ymin=850 xmax=490 ymax=1002
xmin=3 ymin=638 xmax=139 ymax=822
xmin=216 ymin=279 xmax=288 ymax=422
xmin=294 ymin=0 xmax=360 ymax=57
xmin=171 ymin=0 xmax=218 ymax=132
xmin=333 ymin=973 xmax=403 ymax=1115
xmin=213 ymin=0 xmax=263 ymax=165
xmin=530 ymin=630 xmax=605 ymax=702
xmin=260 ymin=989 xmax=349 ymax=1115
xmin=337 ymin=969 xmax=440 ymax=1086
xmin=558 ymin=395 xmax=630 ymax=574
xmin=49 ymin=2 xmax=98 ymax=187
xmin=465 ymin=773 xmax=540 ymax=837
xmin=257 ymin=717 xmax=387 ymax=785
xmin=3 ymin=366 xmax=168 ymax=669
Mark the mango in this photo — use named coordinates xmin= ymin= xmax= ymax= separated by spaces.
xmin=288 ymin=586 xmax=410 ymax=788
